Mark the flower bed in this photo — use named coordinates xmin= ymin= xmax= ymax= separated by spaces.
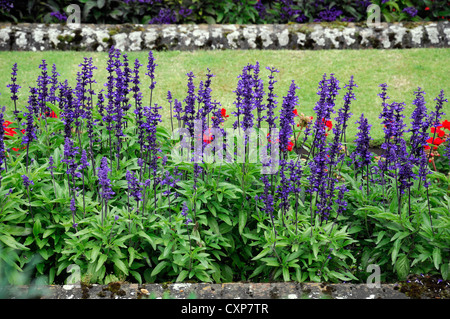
xmin=0 ymin=47 xmax=449 ymax=286
xmin=1 ymin=0 xmax=449 ymax=25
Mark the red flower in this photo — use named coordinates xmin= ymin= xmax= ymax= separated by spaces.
xmin=37 ymin=111 xmax=58 ymax=121
xmin=321 ymin=118 xmax=333 ymax=136
xmin=425 ymin=7 xmax=430 ymax=10
xmin=321 ymin=118 xmax=332 ymax=131
xmin=287 ymin=141 xmax=294 ymax=152
xmin=203 ymin=128 xmax=214 ymax=144
xmin=441 ymin=120 xmax=450 ymax=130
xmin=427 ymin=137 xmax=444 ymax=146
xmin=3 ymin=121 xmax=18 ymax=137
xmin=48 ymin=111 xmax=58 ymax=118
xmin=267 ymin=132 xmax=280 ymax=144
xmin=431 ymin=126 xmax=446 ymax=137
xmin=293 ymin=109 xmax=299 ymax=116
xmin=221 ymin=108 xmax=229 ymax=118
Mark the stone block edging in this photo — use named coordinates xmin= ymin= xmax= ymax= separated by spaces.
xmin=3 ymin=282 xmax=413 ymax=299
xmin=0 ymin=21 xmax=449 ymax=52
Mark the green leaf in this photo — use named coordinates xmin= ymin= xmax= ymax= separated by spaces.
xmin=252 ymin=247 xmax=271 ymax=260
xmin=130 ymin=270 xmax=142 ymax=284
xmin=90 ymin=246 xmax=101 ymax=263
xmin=128 ymin=247 xmax=136 ymax=267
xmin=95 ymin=254 xmax=107 ymax=273
xmin=238 ymin=210 xmax=247 ymax=235
xmin=395 ymin=255 xmax=410 ymax=280
xmin=0 ymin=234 xmax=29 ymax=250
xmin=112 ymin=256 xmax=129 ymax=276
xmin=33 ymin=219 xmax=41 ymax=237
xmin=195 ymin=270 xmax=212 ymax=282
xmin=312 ymin=242 xmax=319 ymax=259
xmin=261 ymin=257 xmax=279 ymax=267
xmin=176 ymin=270 xmax=189 ymax=283
xmin=282 ymin=267 xmax=290 ymax=282
xmin=151 ymin=261 xmax=167 ymax=277
xmin=218 ymin=213 xmax=232 ymax=226
xmin=391 ymin=238 xmax=402 ymax=265
xmin=38 ymin=249 xmax=50 ymax=260
xmin=441 ymin=263 xmax=449 ymax=280
xmin=432 ymin=247 xmax=442 ymax=270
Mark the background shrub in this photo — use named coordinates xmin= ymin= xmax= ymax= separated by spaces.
xmin=0 ymin=0 xmax=448 ymax=24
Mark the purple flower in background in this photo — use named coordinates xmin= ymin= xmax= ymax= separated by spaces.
xmin=70 ymin=196 xmax=76 ymax=214
xmin=254 ymin=1 xmax=267 ymax=19
xmin=104 ymin=47 xmax=117 ymax=159
xmin=0 ymin=107 xmax=6 ymax=172
xmin=259 ymin=175 xmax=275 ymax=221
xmin=179 ymin=7 xmax=193 ymax=18
xmin=0 ymin=0 xmax=13 ymax=11
xmin=278 ymin=0 xmax=307 ymax=23
xmin=279 ymin=80 xmax=299 ymax=154
xmin=409 ymin=88 xmax=429 ymax=162
xmin=253 ymin=62 xmax=266 ymax=129
xmin=121 ymin=53 xmax=132 ymax=112
xmin=356 ymin=0 xmax=371 ymax=8
xmin=232 ymin=64 xmax=254 ymax=133
xmin=50 ymin=11 xmax=67 ymax=22
xmin=97 ymin=89 xmax=105 ymax=121
xmin=98 ymin=156 xmax=115 ymax=202
xmin=338 ymin=76 xmax=356 ymax=144
xmin=350 ymin=113 xmax=372 ymax=172
xmin=150 ymin=8 xmax=177 ymax=24
xmin=78 ymin=149 xmax=90 ymax=171
xmin=315 ymin=7 xmax=343 ymax=22
xmin=403 ymin=7 xmax=418 ymax=17
xmin=181 ymin=201 xmax=189 ymax=217
xmin=147 ymin=50 xmax=157 ymax=92
xmin=48 ymin=156 xmax=56 ymax=178
xmin=59 ymin=80 xmax=75 ymax=139
xmin=182 ymin=71 xmax=197 ymax=136
xmin=132 ymin=58 xmax=145 ymax=154
xmin=342 ymin=17 xmax=355 ymax=22
xmin=335 ymin=184 xmax=348 ymax=216
xmin=181 ymin=201 xmax=192 ymax=225
xmin=62 ymin=137 xmax=82 ymax=180
xmin=22 ymin=87 xmax=38 ymax=147
xmin=77 ymin=57 xmax=97 ymax=168
xmin=126 ymin=170 xmax=142 ymax=203
xmin=276 ymin=159 xmax=292 ymax=222
xmin=397 ymin=138 xmax=416 ymax=195
xmin=265 ymin=67 xmax=279 ymax=131
xmin=161 ymin=167 xmax=182 ymax=196
xmin=21 ymin=175 xmax=34 ymax=188
xmin=49 ymin=63 xmax=60 ymax=104
xmin=6 ymin=63 xmax=21 ymax=120
xmin=143 ymin=102 xmax=162 ymax=176
xmin=37 ymin=60 xmax=51 ymax=116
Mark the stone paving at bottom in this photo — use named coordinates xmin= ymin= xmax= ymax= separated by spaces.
xmin=8 ymin=282 xmax=413 ymax=299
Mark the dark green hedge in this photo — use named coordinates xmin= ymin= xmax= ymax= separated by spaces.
xmin=0 ymin=0 xmax=449 ymax=25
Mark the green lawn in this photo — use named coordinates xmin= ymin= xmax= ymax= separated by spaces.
xmin=0 ymin=48 xmax=449 ymax=144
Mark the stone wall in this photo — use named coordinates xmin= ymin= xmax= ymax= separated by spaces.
xmin=0 ymin=21 xmax=449 ymax=51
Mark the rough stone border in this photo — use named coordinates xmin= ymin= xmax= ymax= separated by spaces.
xmin=3 ymin=282 xmax=413 ymax=299
xmin=0 ymin=21 xmax=449 ymax=51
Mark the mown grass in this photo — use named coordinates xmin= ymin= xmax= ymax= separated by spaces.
xmin=0 ymin=48 xmax=449 ymax=144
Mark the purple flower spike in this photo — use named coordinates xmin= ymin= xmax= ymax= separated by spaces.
xmin=98 ymin=156 xmax=115 ymax=202
xmin=21 ymin=175 xmax=34 ymax=188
